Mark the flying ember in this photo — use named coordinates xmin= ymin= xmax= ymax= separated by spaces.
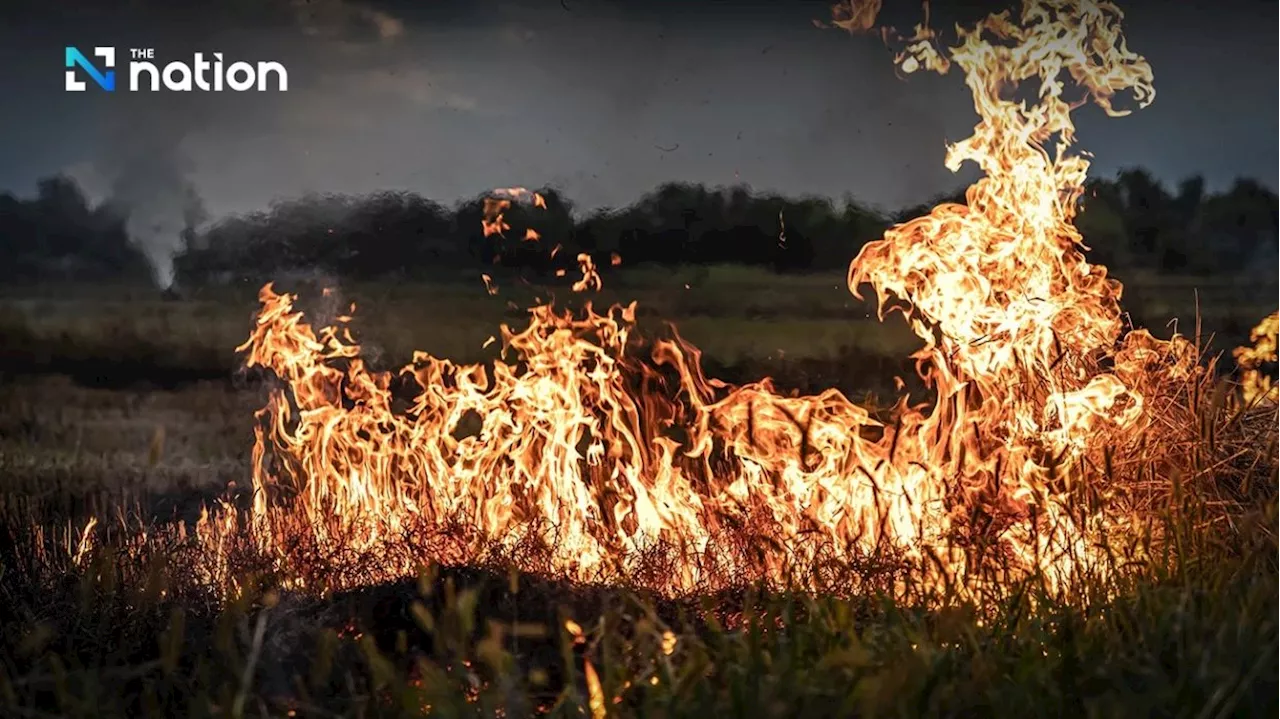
xmin=195 ymin=0 xmax=1211 ymax=597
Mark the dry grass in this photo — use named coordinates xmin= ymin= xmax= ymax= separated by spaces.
xmin=0 ymin=267 xmax=1269 ymax=378
xmin=1 ymin=390 xmax=1274 ymax=716
xmin=0 ymin=270 xmax=1275 ymax=717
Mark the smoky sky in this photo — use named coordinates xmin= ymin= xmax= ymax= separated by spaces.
xmin=0 ymin=0 xmax=1275 ymax=221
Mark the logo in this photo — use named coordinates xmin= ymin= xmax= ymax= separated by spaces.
xmin=66 ymin=46 xmax=116 ymax=91
xmin=63 ymin=46 xmax=288 ymax=93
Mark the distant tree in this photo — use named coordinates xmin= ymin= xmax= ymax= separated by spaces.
xmin=0 ymin=174 xmax=149 ymax=282
xmin=1077 ymin=177 xmax=1132 ymax=268
xmin=138 ymin=171 xmax=1280 ymax=284
xmin=893 ymin=186 xmax=968 ymax=224
xmin=1200 ymin=178 xmax=1278 ymax=275
xmin=1114 ymin=167 xmax=1184 ymax=269
xmin=341 ymin=191 xmax=452 ymax=278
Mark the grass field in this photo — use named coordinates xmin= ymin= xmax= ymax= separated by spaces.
xmin=0 ymin=264 xmax=1270 ymax=381
xmin=0 ymin=265 xmax=1276 ymax=717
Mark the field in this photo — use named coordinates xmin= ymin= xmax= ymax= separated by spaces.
xmin=0 ymin=265 xmax=1276 ymax=717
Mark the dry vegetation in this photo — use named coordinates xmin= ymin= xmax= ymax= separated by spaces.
xmin=0 ymin=269 xmax=1275 ymax=718
xmin=0 ymin=264 xmax=1267 ymax=382
xmin=2 ymin=1 xmax=1278 ymax=713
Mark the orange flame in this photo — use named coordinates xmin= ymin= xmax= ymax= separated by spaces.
xmin=572 ymin=253 xmax=602 ymax=293
xmin=204 ymin=0 xmax=1210 ymax=597
xmin=1235 ymin=311 xmax=1278 ymax=406
xmin=584 ymin=659 xmax=606 ymax=719
xmin=481 ymin=198 xmax=511 ymax=238
xmin=73 ymin=516 xmax=97 ymax=567
xmin=829 ymin=0 xmax=881 ymax=33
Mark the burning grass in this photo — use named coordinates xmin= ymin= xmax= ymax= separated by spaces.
xmin=0 ymin=269 xmax=1267 ymax=392
xmin=1 ymin=296 xmax=1273 ymax=714
xmin=0 ymin=0 xmax=1277 ymax=715
xmin=150 ymin=0 xmax=1274 ymax=601
xmin=0 ymin=426 xmax=1275 ymax=717
xmin=0 ymin=270 xmax=1274 ymax=717
xmin=0 ymin=267 xmax=925 ymax=380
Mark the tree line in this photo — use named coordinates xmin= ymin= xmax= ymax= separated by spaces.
xmin=0 ymin=168 xmax=1275 ymax=286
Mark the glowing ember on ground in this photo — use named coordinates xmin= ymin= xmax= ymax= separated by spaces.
xmin=182 ymin=0 xmax=1258 ymax=598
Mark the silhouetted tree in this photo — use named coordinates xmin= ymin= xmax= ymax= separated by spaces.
xmin=0 ymin=174 xmax=149 ymax=282
xmin=5 ymin=170 xmax=1275 ymax=285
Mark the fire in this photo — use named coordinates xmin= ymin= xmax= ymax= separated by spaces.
xmin=1235 ymin=312 xmax=1278 ymax=406
xmin=197 ymin=0 xmax=1224 ymax=597
xmin=828 ymin=0 xmax=881 ymax=33
xmin=481 ymin=198 xmax=511 ymax=238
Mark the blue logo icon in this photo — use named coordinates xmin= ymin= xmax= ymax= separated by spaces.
xmin=65 ymin=46 xmax=116 ymax=91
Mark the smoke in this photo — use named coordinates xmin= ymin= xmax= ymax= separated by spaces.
xmin=86 ymin=75 xmax=211 ymax=290
xmin=65 ymin=2 xmax=402 ymax=290
xmin=103 ymin=151 xmax=208 ymax=289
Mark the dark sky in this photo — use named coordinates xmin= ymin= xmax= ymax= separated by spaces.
xmin=0 ymin=0 xmax=1275 ymax=220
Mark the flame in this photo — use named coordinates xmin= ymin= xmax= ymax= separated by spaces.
xmin=1235 ymin=312 xmax=1278 ymax=406
xmin=572 ymin=253 xmax=602 ymax=293
xmin=584 ymin=659 xmax=607 ymax=719
xmin=200 ymin=0 xmax=1221 ymax=597
xmin=481 ymin=198 xmax=511 ymax=238
xmin=73 ymin=516 xmax=98 ymax=567
xmin=829 ymin=0 xmax=881 ymax=33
